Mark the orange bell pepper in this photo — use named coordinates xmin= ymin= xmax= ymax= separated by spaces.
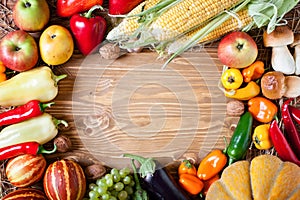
xmin=242 ymin=60 xmax=265 ymax=82
xmin=248 ymin=97 xmax=278 ymax=123
xmin=178 ymin=160 xmax=197 ymax=176
xmin=179 ymin=174 xmax=204 ymax=195
xmin=0 ymin=61 xmax=7 ymax=83
xmin=202 ymin=174 xmax=220 ymax=196
xmin=197 ymin=149 xmax=227 ymax=181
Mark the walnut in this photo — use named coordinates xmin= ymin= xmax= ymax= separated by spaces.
xmin=54 ymin=135 xmax=72 ymax=153
xmin=99 ymin=43 xmax=120 ymax=60
xmin=226 ymin=100 xmax=245 ymax=116
xmin=85 ymin=164 xmax=106 ymax=180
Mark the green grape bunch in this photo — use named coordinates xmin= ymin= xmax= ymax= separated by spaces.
xmin=85 ymin=167 xmax=136 ymax=200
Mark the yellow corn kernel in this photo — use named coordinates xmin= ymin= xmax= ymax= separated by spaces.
xmin=107 ymin=0 xmax=161 ymax=40
xmin=198 ymin=9 xmax=253 ymax=43
xmin=167 ymin=9 xmax=253 ymax=54
xmin=150 ymin=0 xmax=242 ymax=41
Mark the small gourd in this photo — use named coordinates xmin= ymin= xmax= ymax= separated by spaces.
xmin=206 ymin=154 xmax=300 ymax=200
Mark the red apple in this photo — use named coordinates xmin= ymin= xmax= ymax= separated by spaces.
xmin=218 ymin=31 xmax=258 ymax=68
xmin=0 ymin=30 xmax=38 ymax=72
xmin=13 ymin=0 xmax=50 ymax=32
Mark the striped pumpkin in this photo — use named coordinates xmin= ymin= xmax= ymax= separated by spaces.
xmin=43 ymin=159 xmax=86 ymax=200
xmin=5 ymin=154 xmax=47 ymax=188
xmin=2 ymin=188 xmax=48 ymax=200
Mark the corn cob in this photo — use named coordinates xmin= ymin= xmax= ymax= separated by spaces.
xmin=149 ymin=0 xmax=243 ymax=41
xmin=197 ymin=9 xmax=253 ymax=43
xmin=106 ymin=0 xmax=161 ymax=41
xmin=166 ymin=8 xmax=254 ymax=54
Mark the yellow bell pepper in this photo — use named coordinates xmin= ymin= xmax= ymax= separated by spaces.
xmin=225 ymin=81 xmax=260 ymax=101
xmin=252 ymin=124 xmax=273 ymax=150
xmin=0 ymin=113 xmax=68 ymax=149
xmin=221 ymin=68 xmax=243 ymax=90
xmin=0 ymin=66 xmax=66 ymax=107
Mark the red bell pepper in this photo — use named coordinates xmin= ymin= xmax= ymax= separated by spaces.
xmin=70 ymin=5 xmax=107 ymax=56
xmin=269 ymin=120 xmax=300 ymax=166
xmin=0 ymin=100 xmax=53 ymax=126
xmin=56 ymin=0 xmax=103 ymax=17
xmin=282 ymin=99 xmax=300 ymax=155
xmin=0 ymin=142 xmax=57 ymax=161
xmin=109 ymin=0 xmax=144 ymax=15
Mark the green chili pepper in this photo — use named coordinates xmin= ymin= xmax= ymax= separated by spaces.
xmin=226 ymin=111 xmax=253 ymax=165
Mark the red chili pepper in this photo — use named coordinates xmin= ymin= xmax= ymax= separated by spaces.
xmin=0 ymin=142 xmax=56 ymax=161
xmin=0 ymin=100 xmax=53 ymax=126
xmin=288 ymin=105 xmax=300 ymax=125
xmin=269 ymin=120 xmax=300 ymax=166
xmin=282 ymin=99 xmax=300 ymax=155
xmin=70 ymin=5 xmax=107 ymax=56
xmin=109 ymin=0 xmax=144 ymax=15
xmin=56 ymin=0 xmax=103 ymax=17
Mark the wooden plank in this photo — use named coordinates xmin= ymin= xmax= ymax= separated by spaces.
xmin=47 ymin=49 xmax=238 ymax=169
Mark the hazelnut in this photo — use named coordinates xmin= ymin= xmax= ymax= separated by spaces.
xmin=54 ymin=135 xmax=72 ymax=153
xmin=85 ymin=164 xmax=106 ymax=180
xmin=226 ymin=100 xmax=245 ymax=116
xmin=99 ymin=43 xmax=120 ymax=60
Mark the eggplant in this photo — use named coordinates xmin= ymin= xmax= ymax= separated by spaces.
xmin=124 ymin=154 xmax=191 ymax=200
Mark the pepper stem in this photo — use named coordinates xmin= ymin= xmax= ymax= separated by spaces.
xmin=52 ymin=117 xmax=69 ymax=127
xmin=38 ymin=144 xmax=57 ymax=154
xmin=228 ymin=157 xmax=235 ymax=166
xmin=222 ymin=136 xmax=228 ymax=154
xmin=54 ymin=74 xmax=67 ymax=84
xmin=40 ymin=102 xmax=55 ymax=112
xmin=84 ymin=5 xmax=104 ymax=18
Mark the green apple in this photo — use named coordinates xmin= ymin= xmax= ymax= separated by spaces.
xmin=39 ymin=25 xmax=74 ymax=66
xmin=13 ymin=0 xmax=50 ymax=32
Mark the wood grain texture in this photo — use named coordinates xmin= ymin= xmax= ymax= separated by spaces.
xmin=47 ymin=49 xmax=239 ymax=169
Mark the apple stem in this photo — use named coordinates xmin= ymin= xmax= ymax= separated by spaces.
xmin=237 ymin=43 xmax=244 ymax=51
xmin=83 ymin=5 xmax=104 ymax=19
xmin=25 ymin=2 xmax=31 ymax=8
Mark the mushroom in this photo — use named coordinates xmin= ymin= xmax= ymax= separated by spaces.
xmin=263 ymin=25 xmax=295 ymax=75
xmin=284 ymin=76 xmax=300 ymax=98
xmin=290 ymin=33 xmax=300 ymax=75
xmin=261 ymin=70 xmax=300 ymax=99
xmin=260 ymin=71 xmax=286 ymax=99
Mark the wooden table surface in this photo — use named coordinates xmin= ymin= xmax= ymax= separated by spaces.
xmin=46 ymin=48 xmax=239 ymax=169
